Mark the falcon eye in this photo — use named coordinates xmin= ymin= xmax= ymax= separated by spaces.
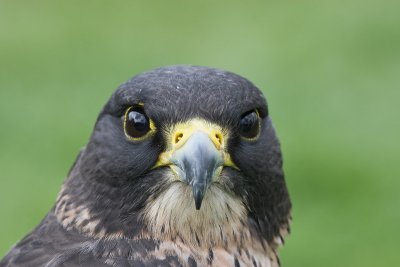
xmin=239 ymin=110 xmax=260 ymax=139
xmin=124 ymin=106 xmax=152 ymax=140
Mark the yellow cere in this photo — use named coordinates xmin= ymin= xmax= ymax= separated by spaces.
xmin=154 ymin=118 xmax=238 ymax=170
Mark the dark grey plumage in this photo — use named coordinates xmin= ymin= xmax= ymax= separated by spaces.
xmin=0 ymin=66 xmax=291 ymax=267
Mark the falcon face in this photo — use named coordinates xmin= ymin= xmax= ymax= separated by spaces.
xmin=1 ymin=66 xmax=291 ymax=267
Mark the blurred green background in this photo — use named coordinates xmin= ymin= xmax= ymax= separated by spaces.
xmin=1 ymin=1 xmax=399 ymax=266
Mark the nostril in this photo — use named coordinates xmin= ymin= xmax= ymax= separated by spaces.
xmin=215 ymin=133 xmax=223 ymax=145
xmin=175 ymin=133 xmax=183 ymax=144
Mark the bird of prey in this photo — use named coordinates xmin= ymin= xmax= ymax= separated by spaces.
xmin=0 ymin=66 xmax=291 ymax=267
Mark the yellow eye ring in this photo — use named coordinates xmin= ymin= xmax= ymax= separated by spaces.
xmin=239 ymin=109 xmax=261 ymax=141
xmin=123 ymin=106 xmax=156 ymax=141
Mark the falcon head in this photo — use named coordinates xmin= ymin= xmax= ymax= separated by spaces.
xmin=56 ymin=65 xmax=291 ymax=248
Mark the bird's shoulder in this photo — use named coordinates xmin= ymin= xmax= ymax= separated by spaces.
xmin=0 ymin=211 xmax=104 ymax=267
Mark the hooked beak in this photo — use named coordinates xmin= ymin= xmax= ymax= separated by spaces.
xmin=170 ymin=131 xmax=223 ymax=209
xmin=153 ymin=120 xmax=237 ymax=210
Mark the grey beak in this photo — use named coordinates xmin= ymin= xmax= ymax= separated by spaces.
xmin=170 ymin=131 xmax=223 ymax=210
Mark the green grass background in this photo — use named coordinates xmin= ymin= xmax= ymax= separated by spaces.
xmin=0 ymin=1 xmax=399 ymax=266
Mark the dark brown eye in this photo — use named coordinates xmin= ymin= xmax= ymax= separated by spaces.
xmin=124 ymin=106 xmax=151 ymax=139
xmin=239 ymin=110 xmax=260 ymax=139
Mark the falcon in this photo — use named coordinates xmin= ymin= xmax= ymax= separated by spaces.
xmin=0 ymin=66 xmax=291 ymax=267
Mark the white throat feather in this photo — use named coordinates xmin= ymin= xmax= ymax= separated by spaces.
xmin=143 ymin=181 xmax=250 ymax=248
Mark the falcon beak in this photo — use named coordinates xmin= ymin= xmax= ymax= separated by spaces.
xmin=170 ymin=131 xmax=223 ymax=210
xmin=153 ymin=119 xmax=237 ymax=210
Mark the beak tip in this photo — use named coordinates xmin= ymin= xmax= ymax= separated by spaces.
xmin=195 ymin=201 xmax=202 ymax=210
xmin=192 ymin=184 xmax=206 ymax=210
